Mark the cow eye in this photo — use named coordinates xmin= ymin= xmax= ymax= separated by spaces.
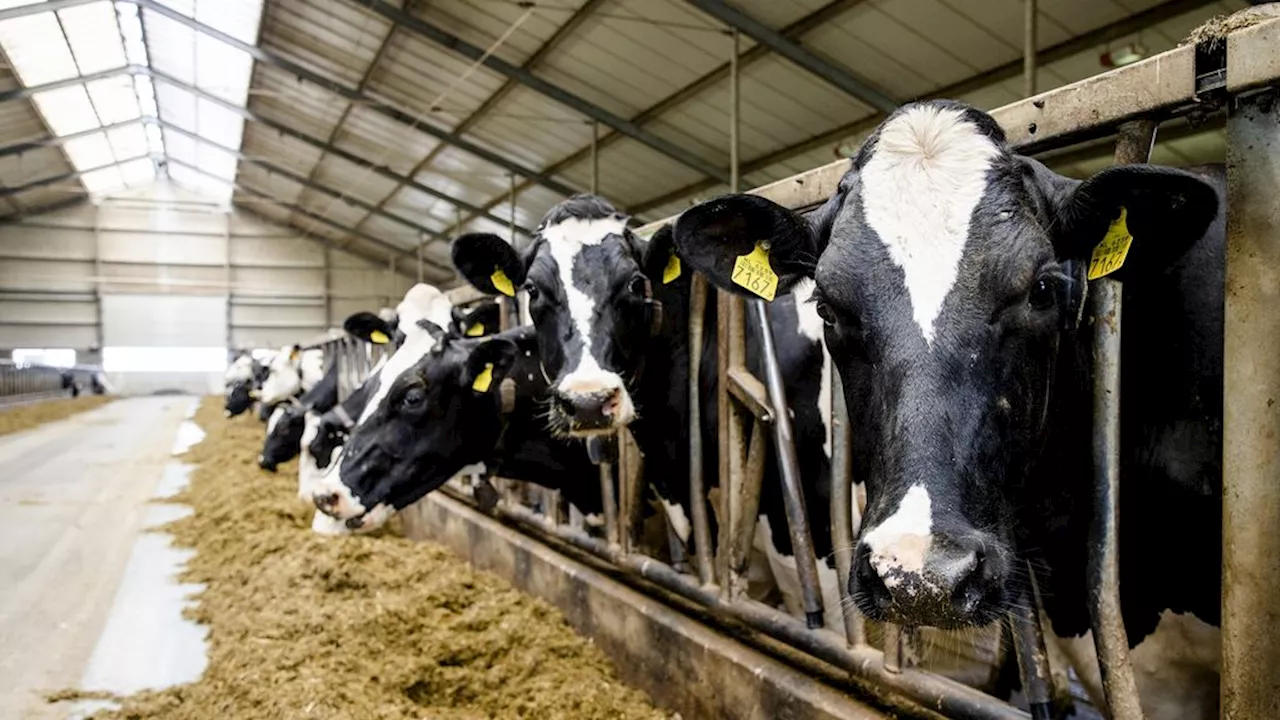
xmin=401 ymin=386 xmax=427 ymax=409
xmin=1029 ymin=277 xmax=1056 ymax=311
xmin=524 ymin=283 xmax=539 ymax=301
xmin=628 ymin=275 xmax=647 ymax=296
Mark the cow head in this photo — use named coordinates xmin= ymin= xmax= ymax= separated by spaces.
xmin=451 ymin=299 xmax=502 ymax=339
xmin=259 ymin=345 xmax=306 ymax=405
xmin=259 ymin=402 xmax=305 ymax=472
xmin=224 ymin=380 xmax=256 ymax=417
xmin=310 ymin=328 xmax=528 ymax=532
xmin=452 ymin=195 xmax=666 ymax=438
xmin=672 ymin=101 xmax=1218 ymax=629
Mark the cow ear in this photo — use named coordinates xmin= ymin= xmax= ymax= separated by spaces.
xmin=671 ymin=193 xmax=830 ymax=302
xmin=462 ymin=337 xmax=519 ymax=394
xmin=452 ymin=233 xmax=526 ymax=298
xmin=641 ymin=224 xmax=685 ymax=287
xmin=1049 ymin=164 xmax=1219 ymax=281
xmin=417 ymin=319 xmax=447 ymax=344
xmin=344 ymin=312 xmax=394 ymax=344
xmin=289 ymin=344 xmax=302 ymax=362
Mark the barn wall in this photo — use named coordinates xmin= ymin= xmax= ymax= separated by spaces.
xmin=0 ymin=182 xmax=426 ymax=389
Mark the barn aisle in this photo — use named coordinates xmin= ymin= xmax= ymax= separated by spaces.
xmin=0 ymin=397 xmax=193 ymax=719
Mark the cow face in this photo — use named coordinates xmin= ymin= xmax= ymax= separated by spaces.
xmin=672 ymin=101 xmax=1218 ymax=629
xmin=453 ymin=196 xmax=664 ymax=437
xmin=259 ymin=345 xmax=305 ymax=405
xmin=259 ymin=403 xmax=305 ymax=472
xmin=224 ymin=381 xmax=255 ymax=417
xmin=311 ymin=331 xmax=524 ymax=531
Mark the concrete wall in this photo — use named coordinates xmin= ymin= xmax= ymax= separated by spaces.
xmin=0 ymin=182 xmax=423 ymax=391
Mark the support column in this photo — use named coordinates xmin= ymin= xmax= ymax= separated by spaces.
xmin=1222 ymin=90 xmax=1280 ymax=720
xmin=1023 ymin=0 xmax=1038 ymax=97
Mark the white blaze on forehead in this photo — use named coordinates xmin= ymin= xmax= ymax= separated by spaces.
xmin=354 ymin=288 xmax=454 ymax=426
xmin=266 ymin=405 xmax=285 ymax=435
xmin=395 ymin=283 xmax=452 ymax=340
xmin=224 ymin=355 xmax=254 ymax=383
xmin=862 ymin=484 xmax=934 ymax=577
xmin=860 ymin=105 xmax=1000 ymax=345
xmin=543 ymin=215 xmax=629 ymax=379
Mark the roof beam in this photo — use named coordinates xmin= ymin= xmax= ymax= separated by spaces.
xmin=0 ymin=64 xmax=142 ymax=104
xmin=153 ymin=119 xmax=451 ymax=249
xmin=133 ymin=0 xmax=579 ymax=199
xmin=354 ymin=0 xmax=610 ymax=240
xmin=441 ymin=0 xmax=870 ymax=236
xmin=686 ymin=0 xmax=898 ymax=114
xmin=349 ymin=0 xmax=730 ymax=183
xmin=0 ymin=65 xmax=535 ymax=236
xmin=0 ymin=154 xmax=149 ymax=198
xmin=0 ymin=120 xmax=144 ymax=160
xmin=165 ymin=157 xmax=453 ymax=283
xmin=631 ymin=0 xmax=1222 ymax=215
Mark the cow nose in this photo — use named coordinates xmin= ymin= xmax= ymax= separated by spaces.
xmin=555 ymin=389 xmax=620 ymax=431
xmin=314 ymin=492 xmax=340 ymax=513
xmin=852 ymin=533 xmax=1004 ymax=628
xmin=257 ymin=455 xmax=278 ymax=473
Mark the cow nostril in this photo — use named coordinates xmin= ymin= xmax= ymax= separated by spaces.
xmin=314 ymin=492 xmax=339 ymax=511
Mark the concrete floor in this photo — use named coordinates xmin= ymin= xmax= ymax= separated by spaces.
xmin=0 ymin=397 xmax=198 ymax=719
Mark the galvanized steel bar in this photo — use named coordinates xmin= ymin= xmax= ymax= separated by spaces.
xmin=1024 ymin=0 xmax=1038 ymax=97
xmin=1222 ymin=89 xmax=1280 ymax=720
xmin=830 ymin=371 xmax=865 ymax=647
xmin=749 ymin=298 xmax=825 ymax=627
xmin=590 ymin=121 xmax=600 ymax=195
xmin=599 ymin=461 xmax=619 ymax=547
xmin=1010 ymin=568 xmax=1055 ymax=720
xmin=687 ymin=274 xmax=715 ymax=584
xmin=1085 ymin=119 xmax=1153 ymax=720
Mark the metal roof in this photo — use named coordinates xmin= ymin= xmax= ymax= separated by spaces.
xmin=0 ymin=0 xmax=1248 ymax=283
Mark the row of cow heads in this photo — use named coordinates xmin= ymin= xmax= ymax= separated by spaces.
xmin=448 ymin=100 xmax=1220 ymax=630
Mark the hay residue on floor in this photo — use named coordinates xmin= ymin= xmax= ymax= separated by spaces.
xmin=73 ymin=397 xmax=667 ymax=720
xmin=0 ymin=395 xmax=113 ymax=437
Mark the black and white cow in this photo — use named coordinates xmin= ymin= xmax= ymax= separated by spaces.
xmin=310 ymin=323 xmax=602 ymax=532
xmin=670 ymin=100 xmax=1223 ymax=718
xmin=258 ymin=345 xmax=325 ymax=407
xmin=450 ymin=195 xmax=843 ymax=629
xmin=223 ymin=353 xmax=266 ymax=417
xmin=257 ymin=357 xmax=340 ymax=473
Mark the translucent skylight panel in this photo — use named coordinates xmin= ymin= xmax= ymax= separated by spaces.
xmin=62 ymin=131 xmax=115 ymax=169
xmin=116 ymin=2 xmax=148 ymax=66
xmin=195 ymin=98 xmax=244 ymax=148
xmin=118 ymin=157 xmax=155 ymax=186
xmin=60 ymin=2 xmax=127 ymax=75
xmin=134 ymin=75 xmax=158 ymax=116
xmin=0 ymin=2 xmax=47 ymax=11
xmin=0 ymin=11 xmax=79 ymax=86
xmin=155 ymin=0 xmax=262 ymax=46
xmin=168 ymin=162 xmax=231 ymax=203
xmin=85 ymin=76 xmax=140 ymax=124
xmin=32 ymin=85 xmax=101 ymax=135
xmin=196 ymin=34 xmax=253 ymax=104
xmin=197 ymin=140 xmax=237 ymax=181
xmin=163 ymin=128 xmax=197 ymax=165
xmin=154 ymin=79 xmax=197 ymax=131
xmin=141 ymin=9 xmax=194 ymax=84
xmin=107 ymin=124 xmax=148 ymax=158
xmin=81 ymin=164 xmax=125 ymax=195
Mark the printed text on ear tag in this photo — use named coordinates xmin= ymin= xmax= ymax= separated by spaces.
xmin=466 ymin=323 xmax=485 ymax=337
xmin=663 ymin=254 xmax=682 ymax=284
xmin=369 ymin=330 xmax=389 ymax=344
xmin=472 ymin=362 xmax=495 ymax=393
xmin=1088 ymin=207 xmax=1133 ymax=280
xmin=732 ymin=241 xmax=779 ymax=301
xmin=490 ymin=269 xmax=515 ymax=297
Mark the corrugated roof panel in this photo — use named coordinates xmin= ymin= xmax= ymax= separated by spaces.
xmin=240 ymin=125 xmax=324 ymax=177
xmin=357 ymin=212 xmax=430 ymax=247
xmin=310 ymin=154 xmax=398 ymax=206
xmin=558 ymin=136 xmax=700 ymax=206
xmin=333 ymin=105 xmax=441 ymax=177
xmin=513 ymin=184 xmax=565 ymax=227
xmin=409 ymin=0 xmax=569 ymax=69
xmin=0 ymin=146 xmax=73 ymax=188
xmin=248 ymin=63 xmax=347 ymax=141
xmin=465 ymin=87 xmax=591 ymax=170
xmin=290 ymin=214 xmax=347 ymax=243
xmin=238 ymin=161 xmax=305 ymax=203
xmin=726 ymin=0 xmax=828 ymax=29
xmin=1035 ymin=0 xmax=1130 ymax=37
xmin=366 ymin=34 xmax=507 ymax=120
xmin=8 ymin=184 xmax=86 ymax=214
xmin=235 ymin=197 xmax=291 ymax=224
xmin=0 ymin=84 xmax=53 ymax=145
xmin=259 ymin=0 xmax=391 ymax=88
xmin=797 ymin=11 xmax=945 ymax=100
xmin=381 ymin=185 xmax=444 ymax=225
xmin=296 ymin=188 xmax=368 ymax=227
xmin=535 ymin=0 xmax=726 ymax=118
xmin=414 ymin=145 xmax=515 ymax=204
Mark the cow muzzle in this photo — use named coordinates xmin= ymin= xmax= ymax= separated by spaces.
xmin=257 ymin=454 xmax=278 ymax=473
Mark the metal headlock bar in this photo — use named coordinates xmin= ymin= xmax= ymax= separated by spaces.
xmin=298 ymin=17 xmax=1279 ymax=720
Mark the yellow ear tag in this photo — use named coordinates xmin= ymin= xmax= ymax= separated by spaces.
xmin=471 ymin=362 xmax=495 ymax=393
xmin=369 ymin=330 xmax=389 ymax=344
xmin=465 ymin=323 xmax=485 ymax=337
xmin=1087 ymin=207 xmax=1133 ymax=280
xmin=731 ymin=241 xmax=779 ymax=301
xmin=663 ymin=253 xmax=682 ymax=284
xmin=490 ymin=269 xmax=516 ymax=297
